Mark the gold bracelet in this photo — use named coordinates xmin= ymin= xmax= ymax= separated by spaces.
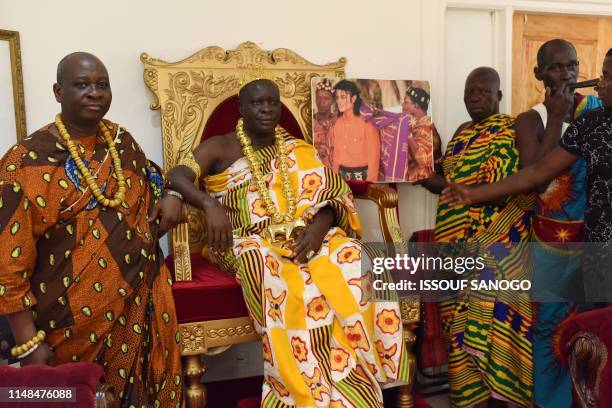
xmin=11 ymin=330 xmax=46 ymax=357
xmin=177 ymin=151 xmax=201 ymax=181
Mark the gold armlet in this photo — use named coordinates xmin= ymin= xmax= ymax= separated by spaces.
xmin=177 ymin=151 xmax=202 ymax=181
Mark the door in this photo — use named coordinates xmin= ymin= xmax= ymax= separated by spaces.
xmin=512 ymin=12 xmax=612 ymax=116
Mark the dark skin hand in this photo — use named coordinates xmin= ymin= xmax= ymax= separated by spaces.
xmin=419 ymin=123 xmax=467 ymax=195
xmin=444 ymin=84 xmax=576 ymax=206
xmin=443 ymin=145 xmax=578 ymax=206
xmin=515 ymin=85 xmax=573 ymax=192
xmin=6 ymin=310 xmax=54 ymax=366
xmin=159 ymin=79 xmax=337 ymax=259
xmin=291 ymin=206 xmax=334 ymax=263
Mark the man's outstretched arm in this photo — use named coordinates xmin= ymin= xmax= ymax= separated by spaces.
xmin=150 ymin=137 xmax=234 ymax=250
xmin=443 ymin=146 xmax=578 ymax=205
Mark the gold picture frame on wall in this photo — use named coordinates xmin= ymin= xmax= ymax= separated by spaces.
xmin=0 ymin=29 xmax=26 ymax=141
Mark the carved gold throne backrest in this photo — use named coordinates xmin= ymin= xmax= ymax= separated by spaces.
xmin=141 ymin=42 xmax=346 ymax=280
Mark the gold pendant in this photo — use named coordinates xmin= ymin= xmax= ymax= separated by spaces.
xmin=265 ymin=219 xmax=306 ymax=245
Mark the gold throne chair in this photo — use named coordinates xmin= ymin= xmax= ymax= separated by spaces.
xmin=141 ymin=42 xmax=420 ymax=408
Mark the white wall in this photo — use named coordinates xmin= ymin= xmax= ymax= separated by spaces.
xmin=0 ymin=0 xmax=427 ymax=246
xmin=444 ymin=9 xmax=495 ymax=140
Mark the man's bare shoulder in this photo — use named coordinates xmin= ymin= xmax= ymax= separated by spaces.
xmin=515 ymin=109 xmax=544 ymax=137
xmin=197 ymin=132 xmax=238 ymax=155
xmin=516 ymin=109 xmax=542 ymax=127
xmin=200 ymin=132 xmax=235 ymax=147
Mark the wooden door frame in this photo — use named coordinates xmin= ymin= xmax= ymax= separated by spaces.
xmin=425 ymin=0 xmax=612 ymax=128
xmin=417 ymin=0 xmax=612 ymax=228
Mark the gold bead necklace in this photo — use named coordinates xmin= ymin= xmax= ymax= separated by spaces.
xmin=54 ymin=114 xmax=127 ymax=208
xmin=235 ymin=118 xmax=296 ymax=224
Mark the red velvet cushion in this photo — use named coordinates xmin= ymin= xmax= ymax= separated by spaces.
xmin=237 ymin=397 xmax=260 ymax=408
xmin=345 ymin=180 xmax=370 ymax=196
xmin=0 ymin=362 xmax=103 ymax=407
xmin=202 ymin=95 xmax=304 ymax=141
xmin=167 ymin=253 xmax=249 ymax=323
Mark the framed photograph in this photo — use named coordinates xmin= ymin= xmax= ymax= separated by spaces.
xmin=311 ymin=77 xmax=434 ymax=183
xmin=0 ymin=29 xmax=26 ymax=146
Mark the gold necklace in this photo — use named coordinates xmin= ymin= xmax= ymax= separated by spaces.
xmin=55 ymin=114 xmax=127 ymax=208
xmin=235 ymin=118 xmax=296 ymax=224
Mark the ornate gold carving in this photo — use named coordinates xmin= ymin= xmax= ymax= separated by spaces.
xmin=182 ymin=355 xmax=206 ymax=408
xmin=142 ymin=67 xmax=159 ymax=109
xmin=568 ymin=331 xmax=607 ymax=408
xmin=207 ymin=325 xmax=255 ymax=339
xmin=142 ymin=42 xmax=345 ymax=257
xmin=0 ymin=30 xmax=26 ymax=141
xmin=397 ymin=321 xmax=417 ymax=408
xmin=184 ymin=355 xmax=206 ymax=377
xmin=172 ymin=223 xmax=192 ymax=281
xmin=179 ymin=317 xmax=259 ymax=356
xmin=185 ymin=206 xmax=206 ymax=251
xmin=400 ymin=298 xmax=420 ymax=324
xmin=180 ymin=322 xmax=206 ymax=354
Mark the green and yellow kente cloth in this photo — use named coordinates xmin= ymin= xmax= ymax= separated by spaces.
xmin=435 ymin=113 xmax=535 ymax=407
xmin=205 ymin=136 xmax=410 ymax=407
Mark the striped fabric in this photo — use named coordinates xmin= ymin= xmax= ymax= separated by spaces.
xmin=204 ymin=136 xmax=411 ymax=407
xmin=435 ymin=114 xmax=535 ymax=407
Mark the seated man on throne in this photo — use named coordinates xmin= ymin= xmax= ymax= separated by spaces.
xmin=155 ymin=74 xmax=410 ymax=407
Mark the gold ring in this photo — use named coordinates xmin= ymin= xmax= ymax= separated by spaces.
xmin=306 ymin=250 xmax=316 ymax=260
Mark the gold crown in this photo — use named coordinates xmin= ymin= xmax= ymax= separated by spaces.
xmin=238 ymin=65 xmax=276 ymax=91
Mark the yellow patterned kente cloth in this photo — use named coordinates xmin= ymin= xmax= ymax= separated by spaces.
xmin=435 ymin=114 xmax=535 ymax=407
xmin=205 ymin=136 xmax=410 ymax=407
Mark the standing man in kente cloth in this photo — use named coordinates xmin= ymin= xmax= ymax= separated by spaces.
xmin=421 ymin=67 xmax=535 ymax=408
xmin=444 ymin=48 xmax=612 ymax=405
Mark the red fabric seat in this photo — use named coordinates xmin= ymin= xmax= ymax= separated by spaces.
xmin=167 ymin=254 xmax=248 ymax=323
xmin=0 ymin=362 xmax=104 ymax=407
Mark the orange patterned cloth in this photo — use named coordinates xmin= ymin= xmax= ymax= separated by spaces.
xmin=0 ymin=122 xmax=182 ymax=407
